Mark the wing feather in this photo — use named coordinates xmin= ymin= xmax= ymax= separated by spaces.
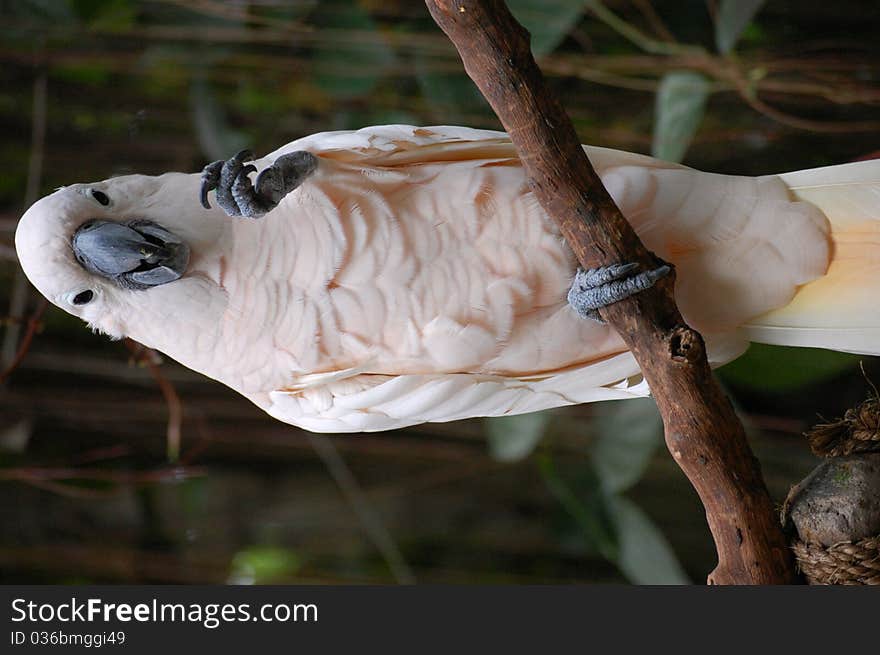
xmin=265 ymin=351 xmax=649 ymax=433
xmin=263 ymin=124 xmax=684 ymax=174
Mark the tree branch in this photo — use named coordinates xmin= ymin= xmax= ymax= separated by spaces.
xmin=425 ymin=0 xmax=796 ymax=584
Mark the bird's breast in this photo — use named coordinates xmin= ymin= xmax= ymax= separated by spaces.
xmin=217 ymin=157 xmax=622 ymax=392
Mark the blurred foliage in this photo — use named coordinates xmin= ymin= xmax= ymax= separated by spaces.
xmin=0 ymin=0 xmax=878 ymax=585
xmin=591 ymin=398 xmax=662 ymax=494
xmin=715 ymin=0 xmax=767 ymax=55
xmin=229 ymin=546 xmax=301 ymax=584
xmin=488 ymin=397 xmax=688 ymax=583
xmin=606 ymin=495 xmax=689 ymax=584
xmin=718 ymin=344 xmax=862 ymax=393
xmin=538 ymin=449 xmax=689 ymax=584
xmin=507 ymin=0 xmax=585 ymax=57
xmin=486 ymin=411 xmax=551 ymax=463
xmin=652 ymin=71 xmax=710 ymax=162
xmin=189 ymin=73 xmax=250 ymax=161
xmin=312 ymin=1 xmax=394 ymax=99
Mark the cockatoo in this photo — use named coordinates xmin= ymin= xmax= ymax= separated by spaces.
xmin=14 ymin=125 xmax=880 ymax=432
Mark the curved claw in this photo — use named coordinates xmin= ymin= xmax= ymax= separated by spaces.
xmin=231 ymin=164 xmax=270 ymax=218
xmin=199 ymin=149 xmax=317 ymax=219
xmin=216 ymin=152 xmax=255 ymax=217
xmin=199 ymin=160 xmax=224 ymax=210
xmin=199 ymin=176 xmax=216 ymax=209
xmin=568 ymin=262 xmax=671 ymax=323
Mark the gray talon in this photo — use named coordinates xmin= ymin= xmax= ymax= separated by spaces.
xmin=255 ymin=151 xmax=319 ymax=207
xmin=198 ymin=149 xmax=318 ymax=220
xmin=568 ymin=263 xmax=671 ymax=322
xmin=231 ymin=164 xmax=270 ymax=218
xmin=576 ymin=262 xmax=640 ymax=288
xmin=199 ymin=160 xmax=224 ymax=209
xmin=215 ymin=150 xmax=252 ymax=217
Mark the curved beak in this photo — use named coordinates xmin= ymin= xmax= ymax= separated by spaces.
xmin=72 ymin=220 xmax=190 ymax=289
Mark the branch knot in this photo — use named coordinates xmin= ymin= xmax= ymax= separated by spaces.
xmin=669 ymin=326 xmax=703 ymax=363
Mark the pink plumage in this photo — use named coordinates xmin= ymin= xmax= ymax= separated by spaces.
xmin=15 ymin=125 xmax=880 ymax=431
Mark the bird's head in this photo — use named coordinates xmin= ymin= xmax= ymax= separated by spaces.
xmin=15 ymin=172 xmax=227 ymax=341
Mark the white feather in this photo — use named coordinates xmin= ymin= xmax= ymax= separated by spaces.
xmin=17 ymin=125 xmax=875 ymax=433
xmin=745 ymin=158 xmax=880 ymax=353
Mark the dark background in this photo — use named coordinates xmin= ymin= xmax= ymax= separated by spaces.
xmin=0 ymin=0 xmax=878 ymax=584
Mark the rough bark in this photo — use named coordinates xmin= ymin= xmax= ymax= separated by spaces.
xmin=425 ymin=0 xmax=797 ymax=584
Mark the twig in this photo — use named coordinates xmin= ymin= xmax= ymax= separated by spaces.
xmin=585 ymin=0 xmax=703 ymax=56
xmin=2 ymin=71 xmax=47 ymax=371
xmin=425 ymin=0 xmax=796 ymax=584
xmin=631 ymin=0 xmax=678 ymax=43
xmin=155 ymin=0 xmax=310 ymax=31
xmin=66 ymin=444 xmax=132 ymax=466
xmin=1 ymin=447 xmax=204 ymax=499
xmin=306 ymin=433 xmax=416 ymax=585
xmin=0 ymin=298 xmax=48 ymax=384
xmin=0 ymin=465 xmax=206 ymax=484
xmin=16 ymin=478 xmax=119 ymax=500
xmin=124 ymin=339 xmax=183 ymax=461
xmin=730 ymin=65 xmax=880 ymax=133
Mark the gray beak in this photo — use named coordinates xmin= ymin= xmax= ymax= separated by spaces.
xmin=72 ymin=219 xmax=190 ymax=290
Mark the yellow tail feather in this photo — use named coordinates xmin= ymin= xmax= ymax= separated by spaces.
xmin=744 ymin=158 xmax=880 ymax=354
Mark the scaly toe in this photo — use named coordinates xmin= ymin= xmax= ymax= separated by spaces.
xmin=573 ymin=262 xmax=640 ymax=292
xmin=232 ymin=164 xmax=272 ymax=218
xmin=568 ymin=262 xmax=671 ymax=322
xmin=215 ymin=150 xmax=254 ymax=217
xmin=199 ymin=160 xmax=224 ymax=209
xmin=255 ymin=151 xmax=319 ymax=207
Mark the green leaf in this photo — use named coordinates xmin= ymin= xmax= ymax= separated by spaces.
xmin=715 ymin=0 xmax=767 ymax=54
xmin=606 ymin=495 xmax=690 ymax=584
xmin=486 ymin=411 xmax=551 ymax=462
xmin=591 ymin=398 xmax=662 ymax=494
xmin=507 ymin=0 xmax=585 ymax=57
xmin=651 ymin=71 xmax=709 ymax=163
xmin=717 ymin=343 xmax=860 ymax=392
xmin=539 ymin=455 xmax=617 ymax=561
xmin=229 ymin=546 xmax=301 ymax=584
xmin=313 ymin=2 xmax=394 ymax=99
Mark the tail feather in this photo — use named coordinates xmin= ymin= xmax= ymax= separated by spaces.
xmin=779 ymin=159 xmax=880 ymax=226
xmin=744 ymin=158 xmax=880 ymax=355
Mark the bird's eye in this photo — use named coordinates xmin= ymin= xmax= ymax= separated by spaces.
xmin=91 ymin=190 xmax=110 ymax=206
xmin=72 ymin=290 xmax=94 ymax=305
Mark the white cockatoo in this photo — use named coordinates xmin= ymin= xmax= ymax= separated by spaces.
xmin=14 ymin=125 xmax=880 ymax=432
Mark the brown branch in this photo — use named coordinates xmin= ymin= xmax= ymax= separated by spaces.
xmin=0 ymin=298 xmax=48 ymax=385
xmin=729 ymin=66 xmax=880 ymax=133
xmin=425 ymin=0 xmax=796 ymax=584
xmin=632 ymin=0 xmax=678 ymax=43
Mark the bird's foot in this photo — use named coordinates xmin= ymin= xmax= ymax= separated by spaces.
xmin=200 ymin=150 xmax=318 ymax=218
xmin=567 ymin=262 xmax=671 ymax=322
